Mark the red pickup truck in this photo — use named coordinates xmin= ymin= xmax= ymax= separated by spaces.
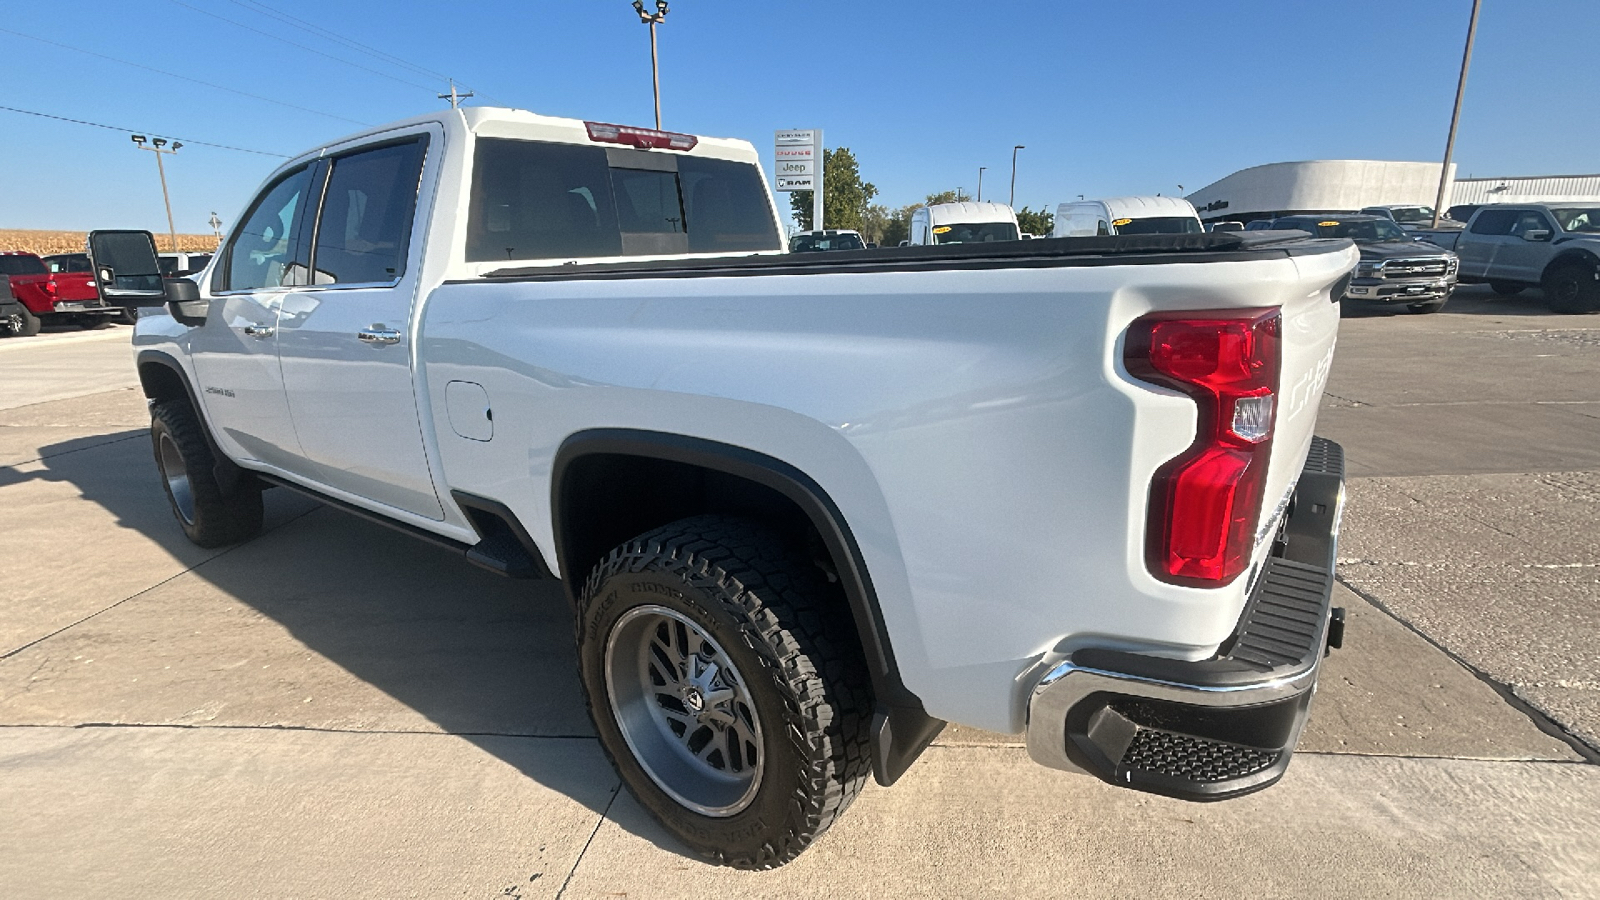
xmin=0 ymin=251 xmax=121 ymax=334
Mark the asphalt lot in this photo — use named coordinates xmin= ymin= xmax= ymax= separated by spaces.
xmin=2 ymin=286 xmax=1597 ymax=898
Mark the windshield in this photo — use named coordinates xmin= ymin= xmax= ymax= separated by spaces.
xmin=932 ymin=222 xmax=1019 ymax=244
xmin=1285 ymin=218 xmax=1410 ymax=242
xmin=1387 ymin=206 xmax=1435 ymax=224
xmin=1551 ymin=208 xmax=1600 ymax=233
xmin=1114 ymin=217 xmax=1204 ymax=235
xmin=790 ymin=232 xmax=864 ymax=252
xmin=0 ymin=255 xmax=47 ymax=276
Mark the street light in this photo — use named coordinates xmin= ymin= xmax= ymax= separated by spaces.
xmin=1009 ymin=145 xmax=1024 ymax=208
xmin=632 ymin=0 xmax=670 ymax=129
xmin=977 ymin=167 xmax=986 ymax=202
xmin=131 ymin=134 xmax=181 ymax=253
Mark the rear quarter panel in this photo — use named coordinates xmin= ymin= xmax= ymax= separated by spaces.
xmin=419 ymin=245 xmax=1355 ymax=732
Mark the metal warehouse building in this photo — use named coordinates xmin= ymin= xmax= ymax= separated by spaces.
xmin=1449 ymin=173 xmax=1600 ymax=206
xmin=1184 ymin=160 xmax=1454 ymax=224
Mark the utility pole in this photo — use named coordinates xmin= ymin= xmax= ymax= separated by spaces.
xmin=131 ymin=135 xmax=180 ymax=253
xmin=977 ymin=167 xmax=986 ymax=202
xmin=1009 ymin=145 xmax=1024 ymax=208
xmin=632 ymin=1 xmax=670 ymax=129
xmin=209 ymin=212 xmax=223 ymax=248
xmin=438 ymin=79 xmax=474 ymax=109
xmin=1432 ymin=0 xmax=1481 ymax=229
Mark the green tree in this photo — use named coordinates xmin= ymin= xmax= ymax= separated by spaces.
xmin=879 ymin=203 xmax=920 ymax=246
xmin=1016 ymin=206 xmax=1055 ymax=237
xmin=924 ymin=190 xmax=960 ymax=206
xmin=790 ymin=147 xmax=878 ymax=232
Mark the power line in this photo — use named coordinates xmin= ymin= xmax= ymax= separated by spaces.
xmin=166 ymin=0 xmax=440 ymax=93
xmin=0 ymin=27 xmax=370 ymax=126
xmin=0 ymin=104 xmax=292 ymax=156
xmin=226 ymin=0 xmax=509 ymax=106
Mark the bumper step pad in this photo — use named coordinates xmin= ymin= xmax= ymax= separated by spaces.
xmin=1122 ymin=728 xmax=1281 ymax=784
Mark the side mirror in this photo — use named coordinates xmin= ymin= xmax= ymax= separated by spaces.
xmin=87 ymin=230 xmax=168 ymax=306
xmin=1523 ymin=229 xmax=1552 ymax=242
xmin=163 ymin=277 xmax=209 ymax=326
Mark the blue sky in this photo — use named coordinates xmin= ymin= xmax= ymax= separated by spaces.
xmin=2 ymin=0 xmax=1596 ymax=233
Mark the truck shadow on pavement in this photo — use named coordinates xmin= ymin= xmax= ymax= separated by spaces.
xmin=13 ymin=430 xmax=694 ymax=861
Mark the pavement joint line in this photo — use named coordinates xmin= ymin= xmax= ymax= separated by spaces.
xmin=0 ymin=503 xmax=320 ymax=661
xmin=0 ymin=720 xmax=601 ymax=736
xmin=555 ymin=783 xmax=623 ymax=900
xmin=2 ymin=429 xmax=146 ymax=468
xmin=0 ymin=386 xmax=141 ymax=416
xmin=1334 ymin=573 xmax=1600 ymax=764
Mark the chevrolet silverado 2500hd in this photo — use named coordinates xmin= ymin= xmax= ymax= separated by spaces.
xmin=90 ymin=107 xmax=1354 ymax=869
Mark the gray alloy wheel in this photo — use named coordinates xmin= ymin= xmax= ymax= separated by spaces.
xmin=156 ymin=430 xmax=196 ymax=525
xmin=604 ymin=604 xmax=765 ymax=816
xmin=1 ymin=311 xmax=22 ymax=336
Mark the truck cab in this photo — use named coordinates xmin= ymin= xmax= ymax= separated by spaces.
xmin=1053 ymin=196 xmax=1204 ymax=237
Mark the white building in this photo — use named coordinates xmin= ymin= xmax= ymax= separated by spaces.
xmin=1184 ymin=160 xmax=1454 ymax=224
xmin=1449 ymin=174 xmax=1600 ymax=206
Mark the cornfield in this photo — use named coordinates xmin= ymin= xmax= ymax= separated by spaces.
xmin=0 ymin=229 xmax=220 ymax=256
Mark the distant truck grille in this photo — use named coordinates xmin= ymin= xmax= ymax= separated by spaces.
xmin=1382 ymin=258 xmax=1450 ymax=278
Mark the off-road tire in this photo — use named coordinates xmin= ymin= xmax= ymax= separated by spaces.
xmin=11 ymin=305 xmax=41 ymax=337
xmin=150 ymin=399 xmax=263 ymax=548
xmin=1542 ymin=262 xmax=1600 ymax=314
xmin=1489 ymin=280 xmax=1525 ymax=296
xmin=576 ymin=515 xmax=873 ymax=869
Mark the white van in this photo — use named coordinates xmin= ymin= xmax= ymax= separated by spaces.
xmin=1052 ymin=196 xmax=1204 ymax=237
xmin=907 ymin=201 xmax=1020 ymax=245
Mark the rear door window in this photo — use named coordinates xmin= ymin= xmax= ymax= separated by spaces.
xmin=1468 ymin=209 xmax=1518 ymax=236
xmin=311 ymin=138 xmax=428 ymax=285
xmin=467 ymin=138 xmax=778 ymax=263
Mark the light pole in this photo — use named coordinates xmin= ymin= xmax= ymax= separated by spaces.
xmin=632 ymin=0 xmax=670 ymax=129
xmin=132 ymin=135 xmax=181 ymax=253
xmin=1009 ymin=145 xmax=1024 ymax=208
xmin=1432 ymin=0 xmax=1481 ymax=228
xmin=977 ymin=167 xmax=986 ymax=202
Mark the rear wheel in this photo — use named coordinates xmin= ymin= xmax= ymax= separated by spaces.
xmin=1489 ymin=280 xmax=1525 ymax=296
xmin=576 ymin=515 xmax=873 ymax=869
xmin=150 ymin=400 xmax=263 ymax=547
xmin=1542 ymin=262 xmax=1600 ymax=314
xmin=10 ymin=306 xmax=41 ymax=337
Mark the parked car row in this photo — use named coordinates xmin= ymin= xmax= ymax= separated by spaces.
xmin=1213 ymin=202 xmax=1600 ymax=315
xmin=0 ymin=248 xmax=214 ymax=337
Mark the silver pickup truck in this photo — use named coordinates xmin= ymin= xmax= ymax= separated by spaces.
xmin=1415 ymin=204 xmax=1600 ymax=313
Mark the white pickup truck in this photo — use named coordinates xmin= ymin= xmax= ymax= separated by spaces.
xmin=89 ymin=106 xmax=1354 ymax=869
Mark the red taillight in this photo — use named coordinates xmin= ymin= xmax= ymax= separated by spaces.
xmin=43 ymin=280 xmax=58 ymax=298
xmin=1125 ymin=308 xmax=1281 ymax=586
xmin=584 ymin=121 xmax=698 ymax=151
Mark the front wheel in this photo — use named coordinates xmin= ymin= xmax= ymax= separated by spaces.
xmin=576 ymin=515 xmax=873 ymax=869
xmin=1542 ymin=263 xmax=1600 ymax=314
xmin=150 ymin=400 xmax=263 ymax=547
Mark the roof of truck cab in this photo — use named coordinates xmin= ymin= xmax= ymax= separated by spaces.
xmin=285 ymin=106 xmax=761 ymax=166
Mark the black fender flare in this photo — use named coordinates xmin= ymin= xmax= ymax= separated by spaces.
xmin=1543 ymin=246 xmax=1600 ymax=281
xmin=551 ymin=428 xmax=944 ymax=786
xmin=135 ymin=349 xmax=252 ymax=497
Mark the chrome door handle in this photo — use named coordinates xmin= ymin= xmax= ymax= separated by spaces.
xmin=358 ymin=327 xmax=403 ymax=346
xmin=242 ymin=324 xmax=275 ymax=339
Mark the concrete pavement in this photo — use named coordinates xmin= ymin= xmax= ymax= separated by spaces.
xmin=2 ymin=295 xmax=1597 ymax=897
